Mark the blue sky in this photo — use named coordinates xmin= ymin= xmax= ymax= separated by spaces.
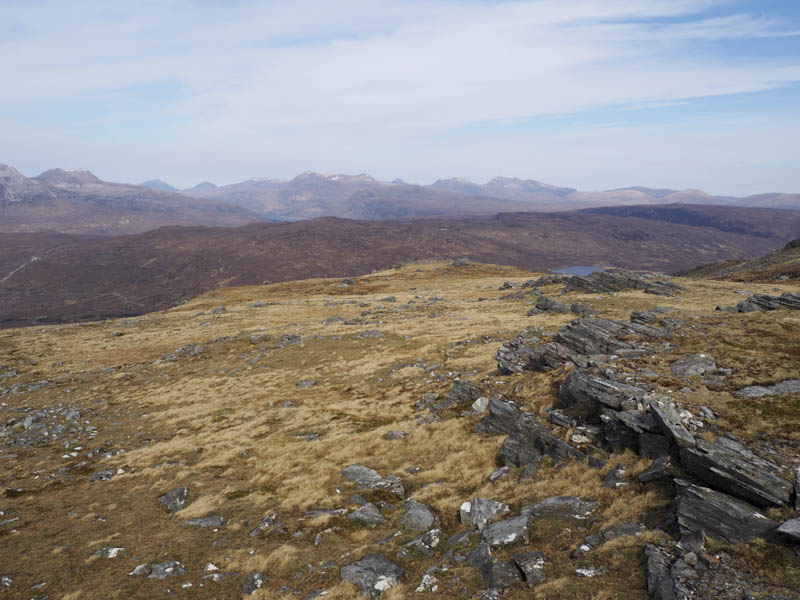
xmin=1 ymin=0 xmax=799 ymax=195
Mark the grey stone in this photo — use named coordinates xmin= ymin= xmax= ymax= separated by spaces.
xmin=470 ymin=396 xmax=489 ymax=414
xmin=403 ymin=528 xmax=442 ymax=555
xmin=148 ymin=561 xmax=185 ymax=580
xmin=518 ymin=462 xmax=539 ymax=481
xmin=467 ymin=543 xmax=522 ymax=589
xmin=498 ymin=412 xmax=585 ymax=467
xmin=451 ymin=258 xmax=471 ymax=267
xmin=737 ymin=379 xmax=800 ymax=398
xmin=630 ymin=306 xmax=677 ymax=326
xmin=475 ymin=397 xmax=521 ymax=436
xmin=489 ymin=467 xmax=509 ymax=483
xmin=90 ymin=469 xmax=115 ymax=482
xmin=795 ymin=466 xmax=800 ymax=511
xmin=602 ymin=463 xmax=629 ymax=488
xmin=557 ymin=369 xmax=647 ymax=417
xmin=522 ymin=496 xmax=598 ymax=519
xmin=651 ymin=401 xmax=695 ymax=449
xmin=437 ymin=379 xmax=485 ymax=410
xmin=296 ymin=379 xmax=316 ymax=389
xmin=670 ymin=354 xmax=716 ymax=377
xmin=536 ymin=295 xmax=570 ymax=313
xmin=573 ymin=523 xmax=645 ymax=557
xmin=158 ymin=486 xmax=188 ymax=512
xmin=182 ymin=515 xmax=225 ymax=528
xmin=777 ymin=518 xmax=800 ymax=542
xmin=482 ymin=515 xmax=530 ymax=547
xmin=349 ymin=503 xmax=386 ymax=526
xmin=554 ymin=317 xmax=665 ymax=356
xmin=341 ymin=464 xmax=404 ymax=497
xmin=459 ymin=498 xmax=510 ymax=531
xmin=639 ymin=432 xmax=672 ymax=459
xmin=680 ymin=437 xmax=791 ymax=508
xmin=400 ymin=500 xmax=439 ymax=531
xmin=249 ymin=513 xmax=283 ymax=537
xmin=340 ymin=554 xmax=405 ymax=597
xmin=639 ymin=456 xmax=673 ymax=483
xmin=383 ymin=430 xmax=406 ymax=440
xmin=513 ymin=551 xmax=548 ymax=587
xmin=359 ymin=330 xmax=384 ymax=339
xmin=736 ymin=292 xmax=800 ymax=312
xmin=645 ymin=543 xmax=678 ymax=600
xmin=675 ymin=480 xmax=778 ymax=543
xmin=93 ymin=547 xmax=126 ymax=558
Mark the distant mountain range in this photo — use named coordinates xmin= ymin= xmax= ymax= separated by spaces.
xmin=177 ymin=171 xmax=800 ymax=221
xmin=0 ymin=163 xmax=260 ymax=235
xmin=3 ymin=159 xmax=800 ymax=235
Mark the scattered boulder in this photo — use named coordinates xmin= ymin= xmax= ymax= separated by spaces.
xmin=158 ymin=486 xmax=188 ymax=513
xmin=383 ymin=430 xmax=406 ymax=440
xmin=736 ymin=379 xmax=800 ymax=398
xmin=630 ymin=306 xmax=677 ymax=326
xmin=675 ymin=480 xmax=778 ymax=543
xmin=475 ymin=397 xmax=521 ymax=436
xmin=467 ymin=543 xmax=522 ymax=590
xmin=340 ymin=554 xmax=404 ymax=597
xmin=348 ymin=503 xmax=386 ymax=526
xmin=248 ymin=514 xmax=284 ymax=537
xmin=459 ymin=498 xmax=510 ymax=531
xmin=451 ymin=258 xmax=471 ymax=267
xmin=182 ymin=515 xmax=225 ymax=528
xmin=644 ymin=543 xmax=679 ymax=600
xmin=400 ymin=500 xmax=439 ymax=531
xmin=736 ymin=293 xmax=800 ymax=312
xmin=148 ymin=561 xmax=186 ymax=580
xmin=535 ymin=295 xmax=570 ymax=313
xmin=296 ymin=379 xmax=316 ymax=389
xmin=602 ymin=463 xmax=629 ymax=488
xmin=341 ymin=465 xmax=404 ymax=497
xmin=563 ymin=270 xmax=684 ymax=296
xmin=522 ymin=496 xmax=598 ymax=520
xmin=670 ymin=354 xmax=716 ymax=377
xmin=90 ymin=469 xmax=116 ymax=482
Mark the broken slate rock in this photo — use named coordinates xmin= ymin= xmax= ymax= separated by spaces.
xmin=349 ymin=503 xmax=387 ymax=527
xmin=675 ymin=480 xmax=778 ymax=544
xmin=399 ymin=500 xmax=439 ymax=531
xmin=340 ymin=554 xmax=405 ymax=598
xmin=475 ymin=396 xmax=521 ymax=436
xmin=638 ymin=456 xmax=673 ymax=483
xmin=776 ymin=518 xmax=800 ymax=543
xmin=602 ymin=463 xmax=629 ymax=488
xmin=460 ymin=498 xmax=511 ymax=531
xmin=557 ymin=369 xmax=647 ymax=417
xmin=680 ymin=436 xmax=792 ymax=508
xmin=341 ymin=464 xmax=404 ymax=497
xmin=482 ymin=515 xmax=530 ymax=547
xmin=499 ymin=412 xmax=585 ymax=467
xmin=572 ymin=523 xmax=645 ymax=557
xmin=158 ymin=486 xmax=188 ymax=513
xmin=651 ymin=401 xmax=695 ymax=449
xmin=489 ymin=467 xmax=509 ymax=483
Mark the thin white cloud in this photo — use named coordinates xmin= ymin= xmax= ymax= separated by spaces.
xmin=1 ymin=0 xmax=798 ymax=193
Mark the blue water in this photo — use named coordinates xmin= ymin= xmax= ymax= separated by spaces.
xmin=554 ymin=266 xmax=606 ymax=276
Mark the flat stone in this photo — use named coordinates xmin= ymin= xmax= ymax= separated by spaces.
xmin=522 ymin=496 xmax=598 ymax=519
xmin=341 ymin=464 xmax=404 ymax=497
xmin=638 ymin=456 xmax=673 ymax=483
xmin=737 ymin=379 xmax=800 ymax=398
xmin=572 ymin=523 xmax=645 ymax=557
xmin=349 ymin=503 xmax=386 ymax=526
xmin=340 ymin=554 xmax=404 ymax=597
xmin=459 ymin=498 xmax=510 ymax=531
xmin=489 ymin=467 xmax=509 ymax=483
xmin=182 ymin=515 xmax=225 ymax=528
xmin=513 ymin=551 xmax=548 ymax=587
xmin=482 ymin=515 xmax=530 ymax=547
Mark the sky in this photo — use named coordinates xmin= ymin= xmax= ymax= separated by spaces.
xmin=2 ymin=0 xmax=799 ymax=195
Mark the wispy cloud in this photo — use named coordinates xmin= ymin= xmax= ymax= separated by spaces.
xmin=1 ymin=0 xmax=799 ymax=194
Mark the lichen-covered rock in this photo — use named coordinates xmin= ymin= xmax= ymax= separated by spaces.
xmin=670 ymin=354 xmax=717 ymax=377
xmin=341 ymin=464 xmax=404 ymax=497
xmin=340 ymin=554 xmax=404 ymax=598
xmin=482 ymin=515 xmax=530 ymax=547
xmin=158 ymin=486 xmax=188 ymax=513
xmin=651 ymin=401 xmax=695 ymax=449
xmin=460 ymin=498 xmax=510 ymax=531
xmin=348 ymin=503 xmax=386 ymax=526
xmin=399 ymin=500 xmax=439 ymax=531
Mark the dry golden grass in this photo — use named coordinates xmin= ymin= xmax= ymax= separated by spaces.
xmin=0 ymin=261 xmax=798 ymax=599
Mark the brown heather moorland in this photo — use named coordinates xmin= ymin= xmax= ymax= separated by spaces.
xmin=0 ymin=261 xmax=798 ymax=599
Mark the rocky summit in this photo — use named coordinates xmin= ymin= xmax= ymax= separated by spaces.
xmin=0 ymin=260 xmax=798 ymax=599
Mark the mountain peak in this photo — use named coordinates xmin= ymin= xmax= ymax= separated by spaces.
xmin=35 ymin=168 xmax=101 ymax=186
xmin=140 ymin=179 xmax=178 ymax=192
